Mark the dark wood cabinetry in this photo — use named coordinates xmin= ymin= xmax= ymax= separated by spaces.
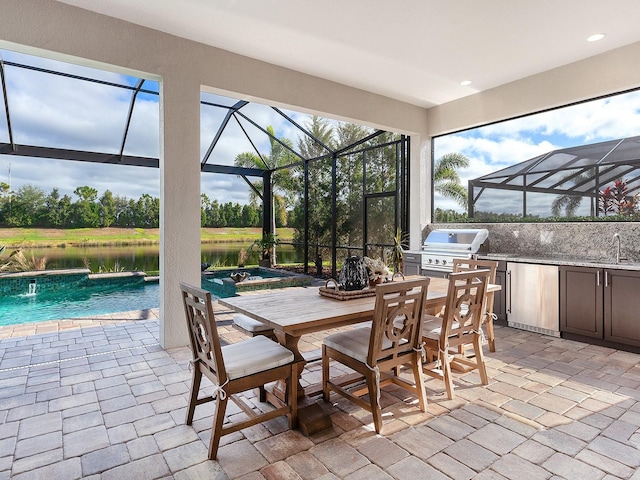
xmin=560 ymin=265 xmax=640 ymax=349
xmin=560 ymin=266 xmax=603 ymax=338
xmin=604 ymin=269 xmax=640 ymax=348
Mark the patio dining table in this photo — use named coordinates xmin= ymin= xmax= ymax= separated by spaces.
xmin=218 ymin=275 xmax=500 ymax=433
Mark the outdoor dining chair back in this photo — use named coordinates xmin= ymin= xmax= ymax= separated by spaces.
xmin=180 ymin=282 xmax=298 ymax=459
xmin=422 ymin=269 xmax=490 ymax=399
xmin=452 ymin=258 xmax=499 ymax=352
xmin=322 ymin=277 xmax=430 ymax=433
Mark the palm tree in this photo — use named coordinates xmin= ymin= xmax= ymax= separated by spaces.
xmin=551 ymin=169 xmax=595 ymax=217
xmin=551 ymin=193 xmax=583 ymax=217
xmin=234 ymin=125 xmax=298 ymax=265
xmin=434 ymin=153 xmax=470 ymax=208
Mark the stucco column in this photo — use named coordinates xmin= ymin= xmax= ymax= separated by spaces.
xmin=409 ymin=132 xmax=431 ymax=250
xmin=159 ymin=72 xmax=201 ymax=348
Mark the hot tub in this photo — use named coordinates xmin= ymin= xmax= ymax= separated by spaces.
xmin=201 ymin=267 xmax=313 ymax=297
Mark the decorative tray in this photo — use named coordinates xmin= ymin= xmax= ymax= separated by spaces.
xmin=318 ymin=279 xmax=377 ymax=301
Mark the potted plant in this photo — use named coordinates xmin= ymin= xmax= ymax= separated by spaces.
xmin=388 ymin=228 xmax=407 ymax=274
xmin=363 ymin=256 xmax=391 ymax=287
xmin=252 ymin=233 xmax=280 ymax=267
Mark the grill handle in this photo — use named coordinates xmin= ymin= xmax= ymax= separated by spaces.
xmin=506 ymin=269 xmax=512 ymax=314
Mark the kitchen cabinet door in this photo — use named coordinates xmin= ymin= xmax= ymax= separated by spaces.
xmin=559 ymin=266 xmax=603 ymax=339
xmin=604 ymin=269 xmax=640 ymax=347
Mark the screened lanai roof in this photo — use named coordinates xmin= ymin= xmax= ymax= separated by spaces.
xmin=468 ymin=135 xmax=640 ymax=217
xmin=0 ymin=49 xmax=392 ymax=181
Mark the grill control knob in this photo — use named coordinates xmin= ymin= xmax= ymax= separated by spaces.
xmin=428 ymin=258 xmax=433 ymax=264
xmin=442 ymin=259 xmax=447 ymax=266
xmin=435 ymin=259 xmax=440 ymax=265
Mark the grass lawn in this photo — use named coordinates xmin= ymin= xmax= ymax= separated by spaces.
xmin=0 ymin=227 xmax=295 ymax=248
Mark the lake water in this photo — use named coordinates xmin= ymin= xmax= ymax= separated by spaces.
xmin=16 ymin=243 xmax=304 ymax=272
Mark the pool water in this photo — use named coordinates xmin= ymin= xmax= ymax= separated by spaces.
xmin=201 ymin=267 xmax=312 ymax=297
xmin=0 ymin=282 xmax=161 ymax=326
xmin=0 ymin=267 xmax=311 ymax=327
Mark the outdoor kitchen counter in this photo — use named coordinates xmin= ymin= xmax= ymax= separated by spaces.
xmin=479 ymin=253 xmax=640 ymax=271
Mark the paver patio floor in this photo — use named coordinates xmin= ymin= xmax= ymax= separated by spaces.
xmin=1 ymin=298 xmax=640 ymax=479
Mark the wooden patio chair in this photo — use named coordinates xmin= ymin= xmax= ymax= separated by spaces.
xmin=180 ymin=282 xmax=298 ymax=460
xmin=322 ymin=277 xmax=430 ymax=433
xmin=452 ymin=258 xmax=499 ymax=352
xmin=421 ymin=270 xmax=490 ymax=399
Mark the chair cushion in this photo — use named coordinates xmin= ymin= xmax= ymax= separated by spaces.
xmin=233 ymin=314 xmax=273 ymax=332
xmin=422 ymin=315 xmax=459 ymax=341
xmin=222 ymin=336 xmax=294 ymax=379
xmin=323 ymin=326 xmax=371 ymax=363
xmin=324 ymin=326 xmax=406 ymax=363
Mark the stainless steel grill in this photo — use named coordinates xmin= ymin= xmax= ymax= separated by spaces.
xmin=421 ymin=228 xmax=489 ymax=272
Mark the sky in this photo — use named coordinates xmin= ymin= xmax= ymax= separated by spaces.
xmin=433 ymin=89 xmax=640 ymax=216
xmin=0 ymin=49 xmax=319 ymax=205
xmin=2 ymin=48 xmax=640 ymax=213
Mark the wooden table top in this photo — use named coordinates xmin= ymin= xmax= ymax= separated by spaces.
xmin=219 ymin=276 xmax=499 ymax=337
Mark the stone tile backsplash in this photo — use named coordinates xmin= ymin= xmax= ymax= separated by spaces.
xmin=423 ymin=222 xmax=640 ymax=262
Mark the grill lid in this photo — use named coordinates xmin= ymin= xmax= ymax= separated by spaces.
xmin=422 ymin=228 xmax=489 ymax=253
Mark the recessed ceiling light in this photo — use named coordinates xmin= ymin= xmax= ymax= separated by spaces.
xmin=587 ymin=33 xmax=605 ymax=42
xmin=460 ymin=80 xmax=472 ymax=86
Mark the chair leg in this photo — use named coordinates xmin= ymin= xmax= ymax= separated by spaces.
xmin=486 ymin=317 xmax=496 ymax=352
xmin=411 ymin=353 xmax=427 ymax=412
xmin=207 ymin=395 xmax=228 ymax=460
xmin=185 ymin=368 xmax=202 ymax=425
xmin=259 ymin=385 xmax=267 ymax=402
xmin=474 ymin=336 xmax=489 ymax=385
xmin=365 ymin=368 xmax=383 ymax=433
xmin=441 ymin=352 xmax=455 ymax=400
xmin=322 ymin=345 xmax=330 ymax=402
xmin=288 ymin=363 xmax=298 ymax=429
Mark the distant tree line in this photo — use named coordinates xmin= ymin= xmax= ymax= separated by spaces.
xmin=201 ymin=193 xmax=269 ymax=228
xmin=0 ymin=183 xmax=269 ymax=228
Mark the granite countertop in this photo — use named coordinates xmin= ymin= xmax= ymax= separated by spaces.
xmin=478 ymin=253 xmax=640 ymax=271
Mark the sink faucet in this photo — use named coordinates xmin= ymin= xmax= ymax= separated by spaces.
xmin=612 ymin=233 xmax=621 ymax=264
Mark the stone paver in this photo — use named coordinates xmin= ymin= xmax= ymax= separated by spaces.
xmin=491 ymin=453 xmax=552 ymax=480
xmin=1 ymin=306 xmax=640 ymax=479
xmin=309 ymin=438 xmax=370 ymax=478
xmin=542 ymin=452 xmax=605 ymax=480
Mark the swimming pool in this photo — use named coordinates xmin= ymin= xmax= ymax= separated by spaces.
xmin=0 ymin=267 xmax=312 ymax=326
xmin=0 ymin=282 xmax=161 ymax=326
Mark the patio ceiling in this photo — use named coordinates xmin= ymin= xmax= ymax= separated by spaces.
xmin=56 ymin=0 xmax=640 ymax=108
